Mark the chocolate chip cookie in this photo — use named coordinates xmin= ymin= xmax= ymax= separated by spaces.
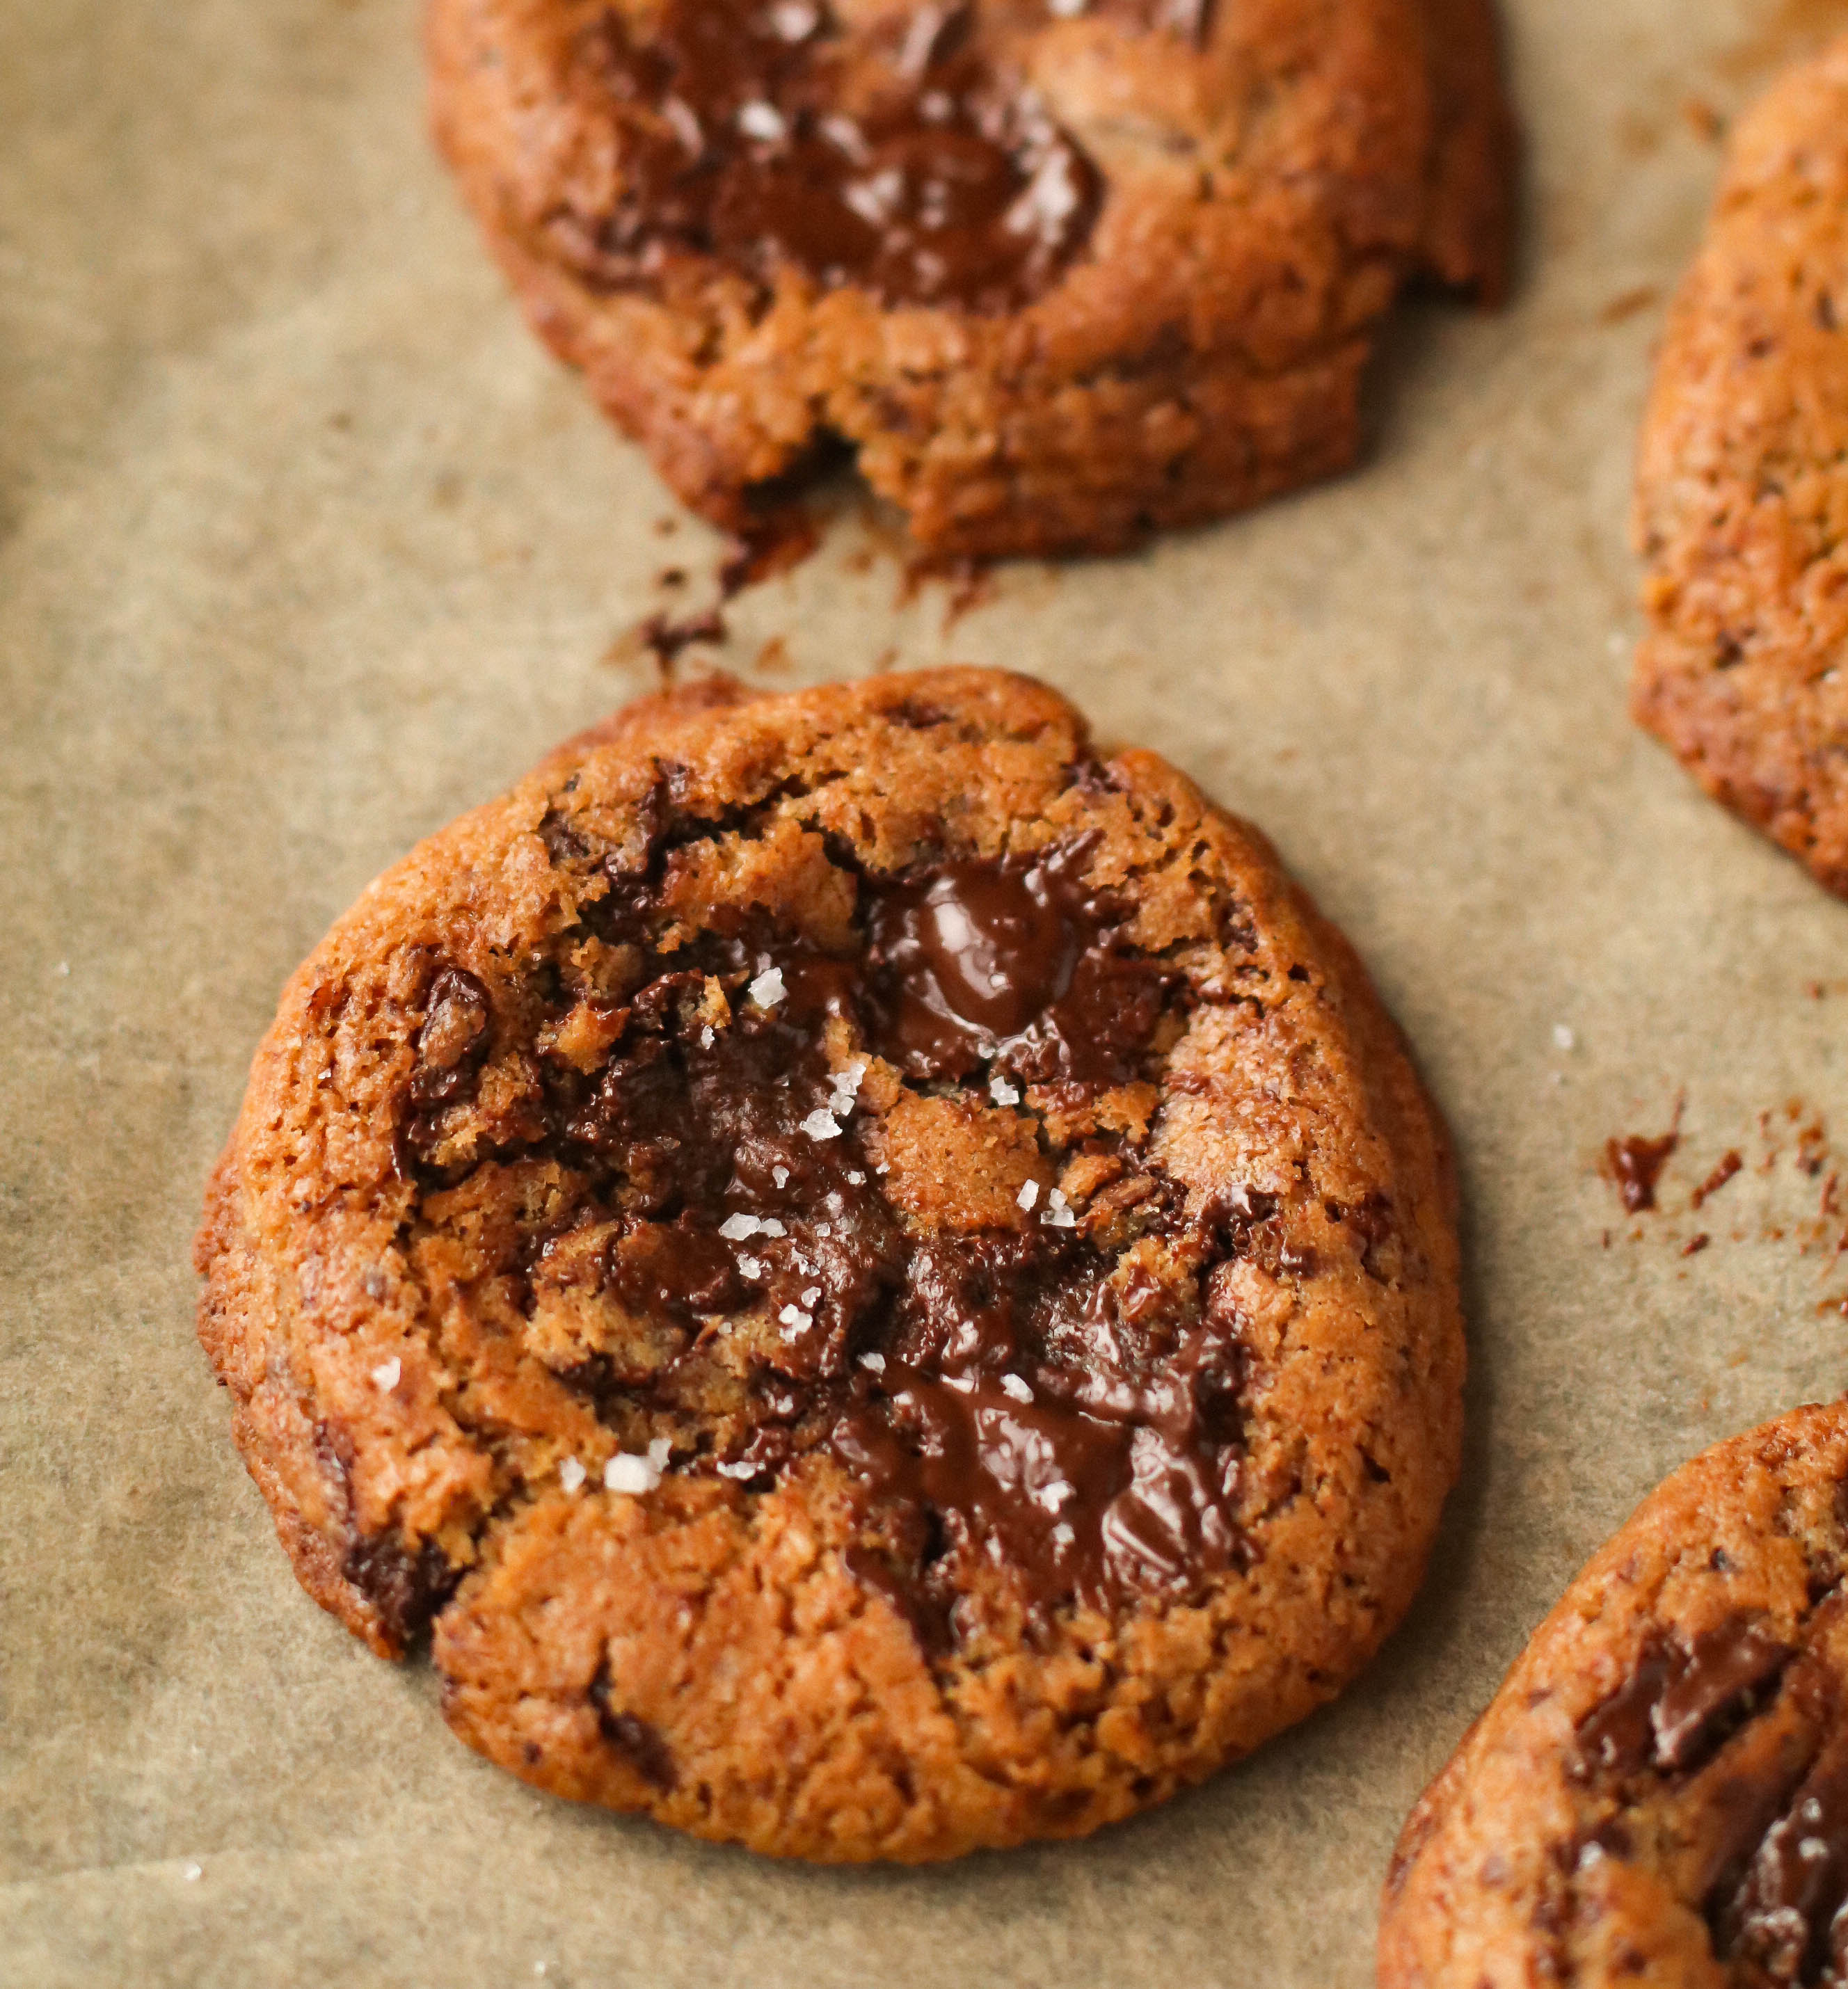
xmin=1633 ymin=38 xmax=1848 ymax=899
xmin=196 ymin=668 xmax=1463 ymax=1861
xmin=425 ymin=0 xmax=1514 ymax=559
xmin=1380 ymin=1400 xmax=1848 ymax=1989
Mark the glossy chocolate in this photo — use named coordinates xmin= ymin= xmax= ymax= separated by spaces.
xmin=1573 ymin=1617 xmax=1792 ymax=1781
xmin=558 ymin=0 xmax=1101 ymax=310
xmin=443 ymin=821 xmax=1260 ymax=1640
xmin=865 ymin=840 xmax=1173 ymax=1083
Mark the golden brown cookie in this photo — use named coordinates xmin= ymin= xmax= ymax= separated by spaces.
xmin=1634 ymin=38 xmax=1848 ymax=899
xmin=425 ymin=0 xmax=1515 ymax=559
xmin=1379 ymin=1400 xmax=1848 ymax=1989
xmin=196 ymin=668 xmax=1463 ymax=1861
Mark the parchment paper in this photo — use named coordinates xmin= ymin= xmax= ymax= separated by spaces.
xmin=10 ymin=1 xmax=1848 ymax=1981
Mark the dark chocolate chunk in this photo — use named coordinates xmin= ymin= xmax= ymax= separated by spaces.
xmin=590 ymin=1666 xmax=680 ymax=1791
xmin=409 ymin=966 xmax=493 ymax=1109
xmin=343 ymin=1533 xmax=459 ymax=1649
xmin=1724 ymin=1723 xmax=1848 ymax=1983
xmin=557 ymin=0 xmax=1101 ymax=312
xmin=863 ymin=839 xmax=1172 ymax=1085
xmin=1573 ymin=1617 xmax=1792 ymax=1782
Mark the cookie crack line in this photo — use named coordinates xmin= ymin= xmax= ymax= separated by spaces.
xmin=198 ymin=669 xmax=1461 ymax=1860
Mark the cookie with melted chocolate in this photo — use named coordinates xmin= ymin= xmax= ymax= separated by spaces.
xmin=196 ymin=667 xmax=1463 ymax=1861
xmin=1380 ymin=1400 xmax=1848 ymax=1989
xmin=425 ymin=0 xmax=1514 ymax=558
xmin=1632 ymin=37 xmax=1848 ymax=900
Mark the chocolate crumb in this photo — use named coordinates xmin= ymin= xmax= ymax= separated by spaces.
xmin=1607 ymin=1129 xmax=1680 ymax=1213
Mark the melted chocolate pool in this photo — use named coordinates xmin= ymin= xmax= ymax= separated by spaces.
xmin=556 ymin=0 xmax=1101 ymax=310
xmin=402 ymin=814 xmax=1261 ymax=1645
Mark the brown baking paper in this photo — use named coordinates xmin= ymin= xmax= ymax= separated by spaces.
xmin=9 ymin=0 xmax=1848 ymax=1980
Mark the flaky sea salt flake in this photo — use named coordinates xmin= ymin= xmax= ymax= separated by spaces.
xmin=1017 ymin=1179 xmax=1040 ymax=1211
xmin=738 ymin=1255 xmax=763 ymax=1280
xmin=605 ymin=1452 xmax=661 ymax=1495
xmin=859 ymin=1352 xmax=885 ymax=1373
xmin=770 ymin=0 xmax=818 ymax=37
xmin=719 ymin=1213 xmax=763 ymax=1240
xmin=799 ymin=1108 xmax=842 ymax=1140
xmin=779 ymin=1305 xmax=813 ymax=1336
xmin=370 ymin=1356 xmax=401 ymax=1391
xmin=773 ymin=1166 xmax=790 ymax=1189
xmin=1000 ymin=1373 xmax=1033 ymax=1403
xmin=737 ymin=100 xmax=788 ymax=141
xmin=800 ymin=1286 xmax=822 ymax=1307
xmin=748 ymin=966 xmax=786 ymax=1008
xmin=989 ymin=1074 xmax=1021 ymax=1106
xmin=558 ymin=1457 xmax=586 ymax=1494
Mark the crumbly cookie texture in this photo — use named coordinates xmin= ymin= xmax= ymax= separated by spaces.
xmin=1379 ymin=1400 xmax=1848 ymax=1989
xmin=425 ymin=0 xmax=1514 ymax=559
xmin=196 ymin=668 xmax=1463 ymax=1862
xmin=1633 ymin=37 xmax=1848 ymax=899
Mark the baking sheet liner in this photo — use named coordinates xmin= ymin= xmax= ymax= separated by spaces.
xmin=8 ymin=0 xmax=1848 ymax=1979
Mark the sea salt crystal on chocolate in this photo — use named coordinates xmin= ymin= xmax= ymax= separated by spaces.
xmin=989 ymin=1074 xmax=1021 ymax=1106
xmin=719 ymin=1213 xmax=763 ymax=1240
xmin=370 ymin=1356 xmax=401 ymax=1391
xmin=646 ymin=1436 xmax=672 ymax=1471
xmin=1044 ymin=1188 xmax=1077 ymax=1229
xmin=779 ymin=1304 xmax=813 ymax=1336
xmin=800 ymin=1286 xmax=822 ymax=1307
xmin=662 ymin=96 xmax=702 ymax=156
xmin=558 ymin=1457 xmax=586 ymax=1493
xmin=1000 ymin=1373 xmax=1033 ymax=1403
xmin=772 ymin=1166 xmax=789 ymax=1189
xmin=770 ymin=0 xmax=818 ymax=38
xmin=605 ymin=1452 xmax=662 ymax=1495
xmin=738 ymin=1255 xmax=763 ymax=1280
xmin=859 ymin=1352 xmax=885 ymax=1373
xmin=1017 ymin=1179 xmax=1040 ymax=1211
xmin=748 ymin=967 xmax=786 ymax=1008
xmin=700 ymin=1025 xmax=715 ymax=1048
xmin=760 ymin=1217 xmax=787 ymax=1237
xmin=847 ymin=1171 xmax=865 ymax=1185
xmin=799 ymin=1108 xmax=842 ymax=1140
xmin=715 ymin=1459 xmax=759 ymax=1480
xmin=737 ymin=100 xmax=788 ymax=142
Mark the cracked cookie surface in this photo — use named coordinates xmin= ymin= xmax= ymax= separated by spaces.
xmin=1633 ymin=38 xmax=1848 ymax=899
xmin=425 ymin=0 xmax=1514 ymax=557
xmin=196 ymin=667 xmax=1462 ymax=1861
xmin=1380 ymin=1401 xmax=1848 ymax=1989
